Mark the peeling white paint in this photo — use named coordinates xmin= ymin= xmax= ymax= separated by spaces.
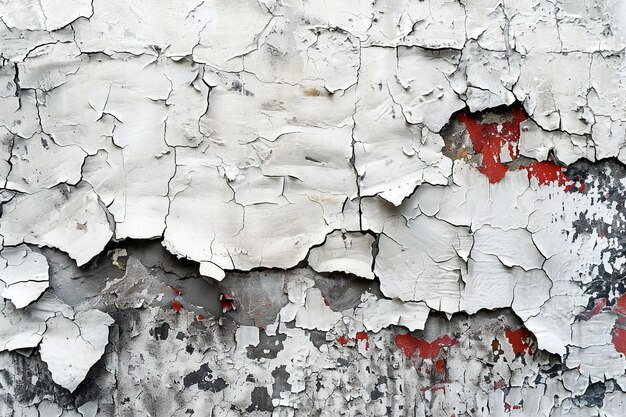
xmin=308 ymin=231 xmax=374 ymax=280
xmin=39 ymin=310 xmax=114 ymax=392
xmin=0 ymin=0 xmax=625 ymax=414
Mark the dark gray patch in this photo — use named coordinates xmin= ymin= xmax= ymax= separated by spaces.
xmin=306 ymin=329 xmax=330 ymax=349
xmin=371 ymin=376 xmax=387 ymax=401
xmin=246 ymin=332 xmax=287 ymax=360
xmin=337 ymin=357 xmax=350 ymax=367
xmin=314 ymin=273 xmax=379 ymax=311
xmin=0 ymin=369 xmax=13 ymax=390
xmin=149 ymin=322 xmax=170 ymax=341
xmin=572 ymin=381 xmax=606 ymax=408
xmin=245 ymin=386 xmax=274 ymax=412
xmin=271 ymin=365 xmax=291 ymax=399
xmin=183 ymin=364 xmax=227 ymax=392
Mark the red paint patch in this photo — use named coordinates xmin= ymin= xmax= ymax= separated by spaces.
xmin=435 ymin=359 xmax=446 ymax=373
xmin=169 ymin=286 xmax=182 ymax=296
xmin=613 ymin=293 xmax=626 ymax=317
xmin=419 ymin=385 xmax=447 ymax=394
xmin=591 ymin=298 xmax=607 ymax=315
xmin=197 ymin=314 xmax=205 ymax=320
xmin=505 ymin=327 xmax=535 ymax=355
xmin=504 ymin=403 xmax=522 ymax=412
xmin=612 ymin=327 xmax=626 ymax=355
xmin=610 ymin=294 xmax=626 ymax=355
xmin=493 ymin=378 xmax=508 ymax=390
xmin=356 ymin=331 xmax=369 ymax=350
xmin=457 ymin=107 xmax=526 ymax=183
xmin=395 ymin=333 xmax=420 ymax=358
xmin=415 ymin=336 xmax=459 ymax=360
xmin=457 ymin=108 xmax=586 ymax=193
xmin=394 ymin=333 xmax=459 ymax=359
xmin=220 ymin=294 xmax=235 ymax=313
xmin=336 ymin=336 xmax=349 ymax=346
xmin=170 ymin=301 xmax=183 ymax=313
xmin=522 ymin=161 xmax=571 ymax=188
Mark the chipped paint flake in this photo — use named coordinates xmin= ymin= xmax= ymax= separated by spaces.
xmin=39 ymin=310 xmax=114 ymax=392
xmin=0 ymin=245 xmax=49 ymax=309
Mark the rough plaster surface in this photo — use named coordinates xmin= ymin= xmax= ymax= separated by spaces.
xmin=0 ymin=0 xmax=625 ymax=415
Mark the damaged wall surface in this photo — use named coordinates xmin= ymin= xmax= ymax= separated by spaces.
xmin=0 ymin=0 xmax=626 ymax=415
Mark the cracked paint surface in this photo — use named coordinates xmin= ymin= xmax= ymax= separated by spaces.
xmin=0 ymin=0 xmax=625 ymax=415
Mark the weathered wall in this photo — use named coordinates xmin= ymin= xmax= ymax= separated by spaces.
xmin=0 ymin=0 xmax=625 ymax=415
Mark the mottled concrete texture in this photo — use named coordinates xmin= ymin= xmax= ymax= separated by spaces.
xmin=0 ymin=0 xmax=626 ymax=416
